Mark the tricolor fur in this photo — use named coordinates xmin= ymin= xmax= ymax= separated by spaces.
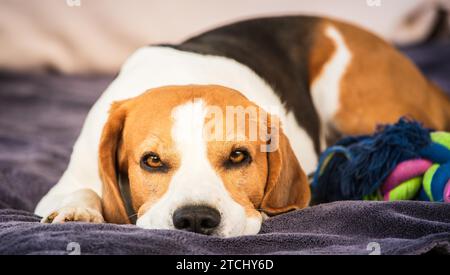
xmin=35 ymin=16 xmax=450 ymax=237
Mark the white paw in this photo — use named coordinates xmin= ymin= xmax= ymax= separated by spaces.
xmin=41 ymin=207 xmax=104 ymax=224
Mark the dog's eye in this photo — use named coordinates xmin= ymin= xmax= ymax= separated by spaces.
xmin=146 ymin=154 xmax=162 ymax=167
xmin=141 ymin=153 xmax=166 ymax=171
xmin=228 ymin=149 xmax=251 ymax=165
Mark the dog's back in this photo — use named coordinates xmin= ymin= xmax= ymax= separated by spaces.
xmin=172 ymin=15 xmax=450 ymax=140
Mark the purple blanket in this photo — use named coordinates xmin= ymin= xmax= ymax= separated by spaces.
xmin=0 ymin=42 xmax=449 ymax=255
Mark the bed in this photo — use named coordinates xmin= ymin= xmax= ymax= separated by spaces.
xmin=0 ymin=41 xmax=449 ymax=255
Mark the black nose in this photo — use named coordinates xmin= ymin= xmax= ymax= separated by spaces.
xmin=172 ymin=205 xmax=221 ymax=235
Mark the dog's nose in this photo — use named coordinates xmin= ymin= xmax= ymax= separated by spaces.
xmin=172 ymin=205 xmax=221 ymax=235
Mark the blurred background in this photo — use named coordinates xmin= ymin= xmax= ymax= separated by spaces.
xmin=0 ymin=0 xmax=449 ymax=74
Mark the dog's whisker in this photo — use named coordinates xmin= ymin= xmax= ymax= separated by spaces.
xmin=128 ymin=213 xmax=138 ymax=219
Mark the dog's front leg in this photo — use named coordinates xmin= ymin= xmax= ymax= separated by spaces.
xmin=40 ymin=188 xmax=104 ymax=224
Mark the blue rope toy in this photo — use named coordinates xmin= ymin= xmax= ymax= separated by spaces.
xmin=311 ymin=118 xmax=450 ymax=204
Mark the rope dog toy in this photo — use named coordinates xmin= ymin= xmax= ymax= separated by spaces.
xmin=312 ymin=118 xmax=450 ymax=204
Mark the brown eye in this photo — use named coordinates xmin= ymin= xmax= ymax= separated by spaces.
xmin=141 ymin=153 xmax=167 ymax=172
xmin=228 ymin=149 xmax=250 ymax=165
xmin=146 ymin=154 xmax=162 ymax=167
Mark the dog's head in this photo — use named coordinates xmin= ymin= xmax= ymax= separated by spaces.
xmin=99 ymin=85 xmax=310 ymax=237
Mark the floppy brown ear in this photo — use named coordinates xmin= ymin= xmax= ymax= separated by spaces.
xmin=98 ymin=100 xmax=132 ymax=224
xmin=260 ymin=126 xmax=311 ymax=216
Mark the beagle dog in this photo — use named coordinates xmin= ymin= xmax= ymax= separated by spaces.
xmin=35 ymin=16 xmax=450 ymax=237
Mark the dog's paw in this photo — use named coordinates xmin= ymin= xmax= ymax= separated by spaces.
xmin=42 ymin=207 xmax=104 ymax=224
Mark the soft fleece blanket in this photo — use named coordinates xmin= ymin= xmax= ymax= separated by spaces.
xmin=0 ymin=42 xmax=449 ymax=255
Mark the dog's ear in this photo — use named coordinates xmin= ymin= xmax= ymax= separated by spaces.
xmin=260 ymin=120 xmax=311 ymax=216
xmin=98 ymin=100 xmax=132 ymax=224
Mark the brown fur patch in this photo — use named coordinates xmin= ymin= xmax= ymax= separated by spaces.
xmin=259 ymin=125 xmax=311 ymax=216
xmin=326 ymin=19 xmax=450 ymax=135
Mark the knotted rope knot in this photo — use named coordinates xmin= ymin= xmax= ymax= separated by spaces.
xmin=312 ymin=118 xmax=450 ymax=203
